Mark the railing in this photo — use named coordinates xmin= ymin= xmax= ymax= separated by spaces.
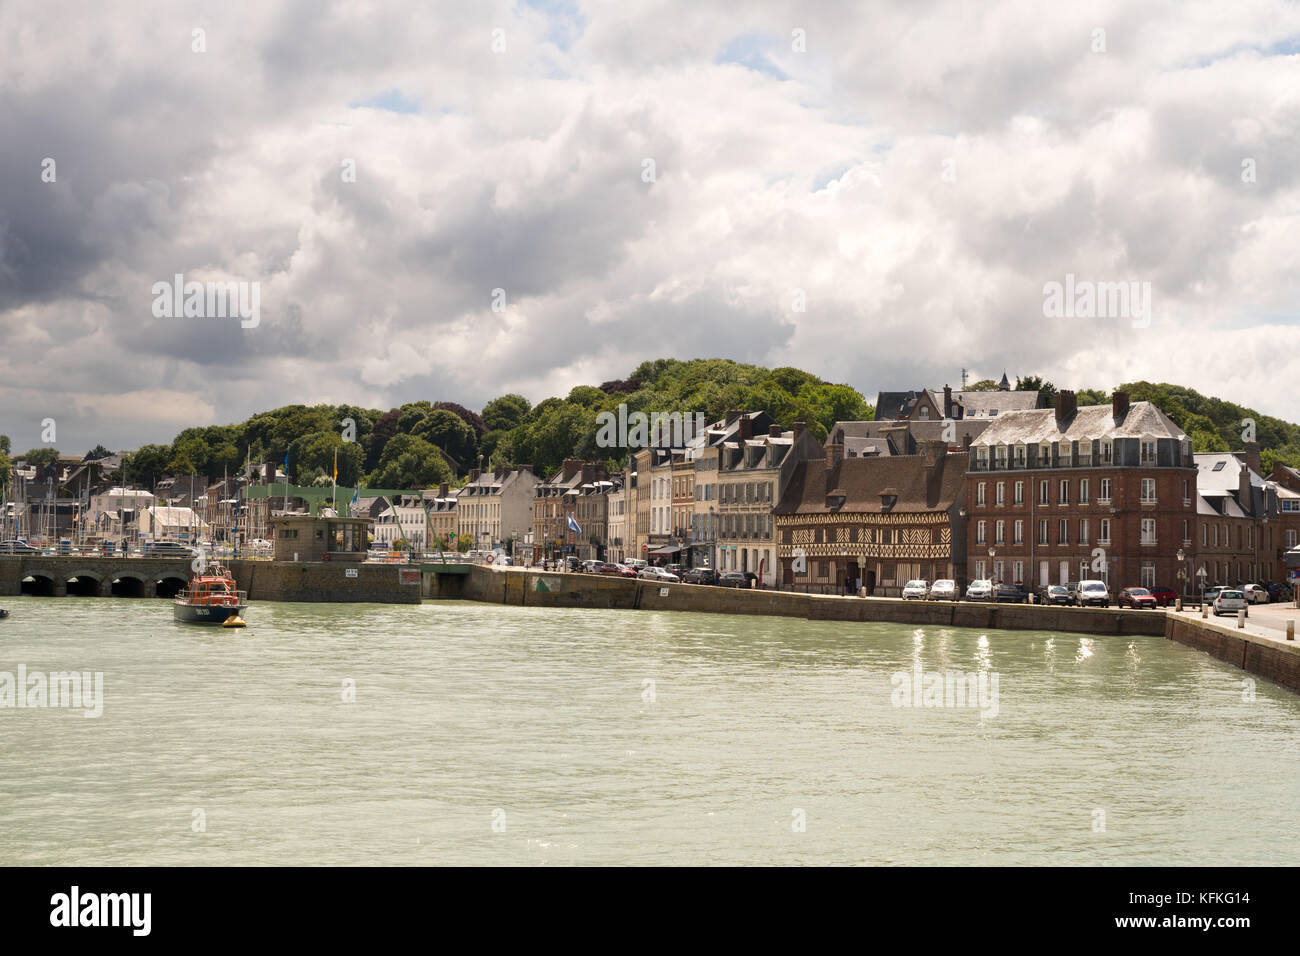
xmin=175 ymin=589 xmax=248 ymax=605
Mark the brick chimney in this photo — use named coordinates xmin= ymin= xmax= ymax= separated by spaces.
xmin=793 ymin=421 xmax=806 ymax=437
xmin=438 ymin=483 xmax=449 ymax=498
xmin=1240 ymin=465 xmax=1254 ymax=517
xmin=469 ymin=468 xmax=480 ymax=482
xmin=943 ymin=385 xmax=953 ymax=419
xmin=737 ymin=415 xmax=753 ymax=440
xmin=562 ymin=458 xmax=582 ymax=480
xmin=923 ymin=439 xmax=946 ymax=503
xmin=769 ymin=424 xmax=782 ymax=438
xmin=1112 ymin=391 xmax=1130 ymax=421
xmin=1055 ymin=389 xmax=1077 ymax=425
xmin=1243 ymin=441 xmax=1261 ymax=476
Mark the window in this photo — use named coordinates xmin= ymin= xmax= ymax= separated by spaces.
xmin=1141 ymin=440 xmax=1156 ymax=464
xmin=1287 ymin=530 xmax=1297 ymax=549
xmin=1100 ymin=440 xmax=1112 ymax=464
xmin=1099 ymin=479 xmax=1112 ymax=504
xmin=1039 ymin=480 xmax=1049 ymax=506
xmin=1015 ymin=445 xmax=1026 ymax=467
xmin=1182 ymin=519 xmax=1190 ymax=546
xmin=996 ymin=482 xmax=1005 ymax=506
xmin=995 ymin=520 xmax=1005 ymax=544
xmin=976 ymin=446 xmax=988 ymax=469
xmin=1059 ymin=479 xmax=1070 ymax=505
xmin=1202 ymin=523 xmax=1207 ymax=546
xmin=1014 ymin=519 xmax=1024 ymax=544
xmin=1058 ymin=518 xmax=1068 ymax=544
xmin=996 ymin=446 xmax=1007 ymax=469
xmin=1140 ymin=478 xmax=1156 ymax=504
xmin=1038 ymin=519 xmax=1049 ymax=545
xmin=1079 ymin=518 xmax=1089 ymax=545
xmin=1079 ymin=478 xmax=1089 ymax=504
xmin=977 ymin=482 xmax=986 ymax=506
xmin=976 ymin=520 xmax=986 ymax=544
xmin=1014 ymin=481 xmax=1024 ymax=505
xmin=974 ymin=560 xmax=986 ymax=580
xmin=1013 ymin=560 xmax=1024 ymax=583
xmin=919 ymin=406 xmax=929 ymax=419
xmin=1099 ymin=518 xmax=1111 ymax=545
xmin=1141 ymin=563 xmax=1156 ymax=589
xmin=1141 ymin=519 xmax=1156 ymax=545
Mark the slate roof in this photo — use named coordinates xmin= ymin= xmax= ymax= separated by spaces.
xmin=775 ymin=448 xmax=967 ymax=515
xmin=971 ymin=401 xmax=1186 ymax=447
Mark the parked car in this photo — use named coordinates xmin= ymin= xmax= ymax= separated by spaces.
xmin=927 ymin=579 xmax=958 ymax=601
xmin=994 ymin=583 xmax=1029 ymax=603
xmin=682 ymin=567 xmax=718 ymax=585
xmin=623 ymin=558 xmax=648 ymax=571
xmin=639 ymin=567 xmax=680 ymax=583
xmin=0 ymin=539 xmax=38 ymax=554
xmin=1266 ymin=582 xmax=1292 ymax=603
xmin=1148 ymin=586 xmax=1179 ymax=607
xmin=580 ymin=559 xmax=603 ymax=573
xmin=965 ymin=579 xmax=994 ymax=601
xmin=901 ymin=579 xmax=929 ymax=600
xmin=1211 ymin=589 xmax=1249 ymax=617
xmin=1075 ymin=580 xmax=1110 ymax=607
xmin=144 ymin=541 xmax=195 ymax=556
xmin=665 ymin=564 xmax=684 ymax=576
xmin=718 ymin=571 xmax=755 ymax=588
xmin=1118 ymin=587 xmax=1158 ymax=610
xmin=1241 ymin=584 xmax=1270 ymax=605
xmin=1202 ymin=585 xmax=1227 ymax=604
xmin=1038 ymin=584 xmax=1071 ymax=606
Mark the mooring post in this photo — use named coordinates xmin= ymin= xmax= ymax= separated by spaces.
xmin=1287 ymin=619 xmax=1295 ymax=642
xmin=1237 ymin=608 xmax=1246 ymax=629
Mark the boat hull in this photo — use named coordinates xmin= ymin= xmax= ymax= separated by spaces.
xmin=173 ymin=602 xmax=247 ymax=624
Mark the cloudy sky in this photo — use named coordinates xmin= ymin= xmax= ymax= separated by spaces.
xmin=1 ymin=0 xmax=1298 ymax=454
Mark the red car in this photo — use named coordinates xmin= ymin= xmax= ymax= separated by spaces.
xmin=596 ymin=563 xmax=637 ymax=578
xmin=1118 ymin=587 xmax=1158 ymax=609
xmin=1148 ymin=586 xmax=1178 ymax=607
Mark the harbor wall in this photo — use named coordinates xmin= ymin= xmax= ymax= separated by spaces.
xmin=457 ymin=567 xmax=1300 ymax=693
xmin=229 ymin=560 xmax=421 ymax=604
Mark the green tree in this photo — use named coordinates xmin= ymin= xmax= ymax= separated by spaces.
xmin=20 ymin=448 xmax=59 ymax=469
xmin=0 ymin=435 xmax=10 ymax=455
xmin=482 ymin=394 xmax=531 ymax=432
xmin=124 ymin=445 xmax=171 ymax=487
xmin=369 ymin=435 xmax=454 ymax=489
xmin=412 ymin=410 xmax=477 ymax=469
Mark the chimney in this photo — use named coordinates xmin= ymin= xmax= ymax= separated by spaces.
xmin=580 ymin=463 xmax=595 ymax=484
xmin=793 ymin=421 xmax=806 ymax=437
xmin=469 ymin=468 xmax=480 ymax=482
xmin=769 ymin=424 xmax=782 ymax=438
xmin=1112 ymin=391 xmax=1130 ymax=421
xmin=438 ymin=483 xmax=449 ymax=498
xmin=1055 ymin=389 xmax=1077 ymax=425
xmin=737 ymin=416 xmax=753 ymax=441
xmin=1243 ymin=441 xmax=1261 ymax=476
xmin=923 ymin=439 xmax=945 ymax=503
xmin=943 ymin=385 xmax=953 ymax=419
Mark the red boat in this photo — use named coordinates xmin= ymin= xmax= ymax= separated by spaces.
xmin=173 ymin=564 xmax=248 ymax=624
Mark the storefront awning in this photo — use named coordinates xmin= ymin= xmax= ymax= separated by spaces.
xmin=648 ymin=544 xmax=683 ymax=555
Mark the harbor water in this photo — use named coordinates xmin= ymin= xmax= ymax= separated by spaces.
xmin=1 ymin=596 xmax=1297 ymax=865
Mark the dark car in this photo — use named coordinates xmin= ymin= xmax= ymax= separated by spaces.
xmin=143 ymin=541 xmax=194 ymax=556
xmin=1037 ymin=584 xmax=1071 ymax=606
xmin=718 ymin=571 xmax=755 ymax=588
xmin=0 ymin=539 xmax=39 ymax=554
xmin=1148 ymin=586 xmax=1178 ymax=607
xmin=1118 ymin=587 xmax=1158 ymax=609
xmin=1266 ymin=582 xmax=1292 ymax=603
xmin=994 ymin=583 xmax=1029 ymax=603
xmin=1202 ymin=585 xmax=1227 ymax=604
xmin=682 ymin=568 xmax=718 ymax=585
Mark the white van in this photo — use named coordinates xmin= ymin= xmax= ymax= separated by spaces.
xmin=1076 ymin=580 xmax=1110 ymax=607
xmin=623 ymin=558 xmax=647 ymax=570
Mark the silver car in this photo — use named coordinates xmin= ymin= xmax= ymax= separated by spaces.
xmin=965 ymin=579 xmax=993 ymax=601
xmin=901 ymin=579 xmax=929 ymax=600
xmin=1212 ymin=589 xmax=1248 ymax=617
xmin=927 ymin=579 xmax=958 ymax=601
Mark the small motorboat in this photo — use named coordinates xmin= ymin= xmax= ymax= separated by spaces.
xmin=174 ymin=564 xmax=248 ymax=624
xmin=0 ymin=609 xmax=8 ymax=620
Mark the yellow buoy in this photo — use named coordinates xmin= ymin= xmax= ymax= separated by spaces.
xmin=222 ymin=615 xmax=247 ymax=629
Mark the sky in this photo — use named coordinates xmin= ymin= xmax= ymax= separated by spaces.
xmin=1 ymin=0 xmax=1298 ymax=455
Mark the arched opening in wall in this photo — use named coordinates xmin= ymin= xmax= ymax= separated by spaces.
xmin=155 ymin=577 xmax=187 ymax=599
xmin=66 ymin=575 xmax=101 ymax=597
xmin=110 ymin=576 xmax=147 ymax=598
xmin=20 ymin=574 xmax=55 ymax=596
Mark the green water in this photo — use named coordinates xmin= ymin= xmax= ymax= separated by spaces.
xmin=1 ymin=596 xmax=1296 ymax=865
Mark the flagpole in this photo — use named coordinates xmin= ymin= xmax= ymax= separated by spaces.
xmin=332 ymin=448 xmax=338 ymax=514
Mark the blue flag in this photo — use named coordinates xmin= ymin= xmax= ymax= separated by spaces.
xmin=352 ymin=485 xmax=360 ymax=504
xmin=567 ymin=514 xmax=582 ymax=535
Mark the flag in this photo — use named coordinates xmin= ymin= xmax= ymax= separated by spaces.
xmin=283 ymin=449 xmax=290 ymax=477
xmin=567 ymin=514 xmax=582 ymax=535
xmin=351 ymin=485 xmax=360 ymax=505
xmin=333 ymin=449 xmax=338 ymax=482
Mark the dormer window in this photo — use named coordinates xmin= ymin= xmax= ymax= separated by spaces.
xmin=880 ymin=494 xmax=897 ymax=512
xmin=1100 ymin=440 xmax=1112 ymax=464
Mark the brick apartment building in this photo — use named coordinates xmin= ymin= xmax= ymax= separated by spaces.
xmin=964 ymin=391 xmax=1198 ymax=592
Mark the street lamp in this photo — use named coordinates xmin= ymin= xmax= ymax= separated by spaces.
xmin=1176 ymin=547 xmax=1186 ymax=596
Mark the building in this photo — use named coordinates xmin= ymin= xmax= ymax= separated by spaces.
xmin=775 ymin=440 xmax=968 ymax=595
xmin=716 ymin=420 xmax=826 ymax=586
xmin=88 ymin=487 xmax=156 ymax=542
xmin=456 ymin=465 xmax=537 ymax=552
xmin=425 ymin=484 xmax=459 ymax=549
xmin=270 ymin=513 xmax=371 ymax=562
xmin=140 ymin=505 xmax=210 ymax=543
xmin=606 ymin=480 xmax=629 ymax=565
xmin=373 ymin=494 xmax=430 ymax=550
xmin=964 ymin=390 xmax=1195 ymax=592
xmin=533 ymin=460 xmax=608 ymax=562
xmin=1194 ymin=447 xmax=1279 ymax=587
xmin=691 ymin=442 xmax=720 ymax=569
